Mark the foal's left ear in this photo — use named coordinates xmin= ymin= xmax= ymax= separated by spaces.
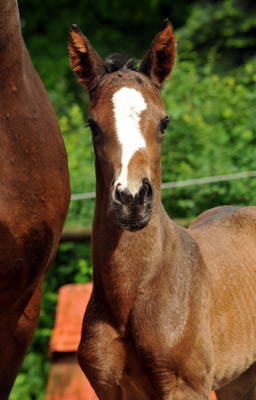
xmin=140 ymin=19 xmax=176 ymax=88
xmin=69 ymin=24 xmax=105 ymax=94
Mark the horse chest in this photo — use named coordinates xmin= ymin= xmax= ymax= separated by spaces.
xmin=81 ymin=316 xmax=211 ymax=399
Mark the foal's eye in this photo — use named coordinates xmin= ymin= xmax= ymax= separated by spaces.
xmin=87 ymin=119 xmax=100 ymax=139
xmin=160 ymin=117 xmax=170 ymax=134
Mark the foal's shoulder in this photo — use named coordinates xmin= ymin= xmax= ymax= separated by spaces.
xmin=188 ymin=205 xmax=256 ymax=232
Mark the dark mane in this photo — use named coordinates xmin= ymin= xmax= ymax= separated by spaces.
xmin=104 ymin=54 xmax=139 ymax=73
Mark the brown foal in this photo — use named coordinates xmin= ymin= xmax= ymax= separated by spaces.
xmin=69 ymin=20 xmax=256 ymax=400
xmin=0 ymin=1 xmax=70 ymax=398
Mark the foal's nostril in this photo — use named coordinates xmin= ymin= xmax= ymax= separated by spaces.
xmin=114 ymin=184 xmax=123 ymax=205
xmin=139 ymin=178 xmax=154 ymax=204
xmin=113 ymin=184 xmax=133 ymax=205
xmin=144 ymin=179 xmax=153 ymax=200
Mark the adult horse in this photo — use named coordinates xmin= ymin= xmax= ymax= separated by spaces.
xmin=0 ymin=0 xmax=70 ymax=398
xmin=69 ymin=20 xmax=256 ymax=399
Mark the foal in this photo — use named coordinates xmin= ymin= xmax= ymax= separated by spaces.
xmin=69 ymin=20 xmax=256 ymax=400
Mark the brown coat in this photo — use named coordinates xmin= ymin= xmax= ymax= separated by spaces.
xmin=0 ymin=1 xmax=70 ymax=397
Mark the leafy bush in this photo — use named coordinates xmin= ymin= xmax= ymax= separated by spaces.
xmin=48 ymin=82 xmax=95 ymax=227
xmin=177 ymin=0 xmax=256 ymax=69
xmin=161 ymin=58 xmax=256 ymax=217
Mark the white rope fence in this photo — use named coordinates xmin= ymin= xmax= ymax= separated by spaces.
xmin=71 ymin=170 xmax=256 ymax=201
xmin=71 ymin=191 xmax=96 ymax=200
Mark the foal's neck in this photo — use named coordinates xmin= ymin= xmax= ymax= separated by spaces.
xmin=92 ymin=177 xmax=174 ymax=326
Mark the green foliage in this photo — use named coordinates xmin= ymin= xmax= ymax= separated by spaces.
xmin=48 ymin=82 xmax=95 ymax=227
xmin=10 ymin=352 xmax=49 ymax=400
xmin=177 ymin=0 xmax=256 ymax=69
xmin=161 ymin=58 xmax=256 ymax=217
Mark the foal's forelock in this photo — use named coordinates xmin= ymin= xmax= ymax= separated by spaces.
xmin=112 ymin=87 xmax=148 ymax=195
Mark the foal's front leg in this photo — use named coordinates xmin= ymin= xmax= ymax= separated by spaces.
xmin=77 ymin=299 xmax=127 ymax=400
xmin=77 ymin=298 xmax=154 ymax=400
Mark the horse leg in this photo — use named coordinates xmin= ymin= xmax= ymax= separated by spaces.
xmin=0 ymin=277 xmax=43 ymax=400
xmin=173 ymin=391 xmax=212 ymax=400
xmin=77 ymin=299 xmax=155 ymax=400
xmin=247 ymin=386 xmax=256 ymax=400
xmin=216 ymin=363 xmax=256 ymax=400
xmin=77 ymin=319 xmax=130 ymax=400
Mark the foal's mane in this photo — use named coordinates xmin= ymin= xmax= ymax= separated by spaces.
xmin=104 ymin=54 xmax=139 ymax=74
xmin=91 ymin=54 xmax=153 ymax=95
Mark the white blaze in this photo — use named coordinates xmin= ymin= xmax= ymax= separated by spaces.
xmin=112 ymin=87 xmax=147 ymax=188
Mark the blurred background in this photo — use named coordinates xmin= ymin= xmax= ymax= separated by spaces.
xmin=11 ymin=0 xmax=256 ymax=398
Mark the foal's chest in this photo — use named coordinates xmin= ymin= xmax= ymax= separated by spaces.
xmin=115 ymin=335 xmax=154 ymax=399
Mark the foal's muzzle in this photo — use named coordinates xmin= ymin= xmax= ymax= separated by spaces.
xmin=111 ymin=178 xmax=154 ymax=231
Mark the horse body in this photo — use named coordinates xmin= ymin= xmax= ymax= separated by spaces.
xmin=190 ymin=207 xmax=256 ymax=393
xmin=69 ymin=21 xmax=256 ymax=399
xmin=0 ymin=1 xmax=70 ymax=397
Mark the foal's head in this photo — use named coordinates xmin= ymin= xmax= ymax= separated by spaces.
xmin=69 ymin=20 xmax=176 ymax=230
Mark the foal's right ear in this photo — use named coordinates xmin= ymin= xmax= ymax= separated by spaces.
xmin=69 ymin=25 xmax=105 ymax=94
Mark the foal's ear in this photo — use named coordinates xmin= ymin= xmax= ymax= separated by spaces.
xmin=140 ymin=19 xmax=176 ymax=88
xmin=69 ymin=24 xmax=105 ymax=93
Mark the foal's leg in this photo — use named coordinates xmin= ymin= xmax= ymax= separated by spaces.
xmin=247 ymin=385 xmax=256 ymax=400
xmin=152 ymin=385 xmax=212 ymax=400
xmin=77 ymin=298 xmax=155 ymax=400
xmin=77 ymin=317 xmax=132 ymax=400
xmin=0 ymin=278 xmax=43 ymax=400
xmin=172 ymin=391 xmax=212 ymax=400
xmin=216 ymin=363 xmax=256 ymax=400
